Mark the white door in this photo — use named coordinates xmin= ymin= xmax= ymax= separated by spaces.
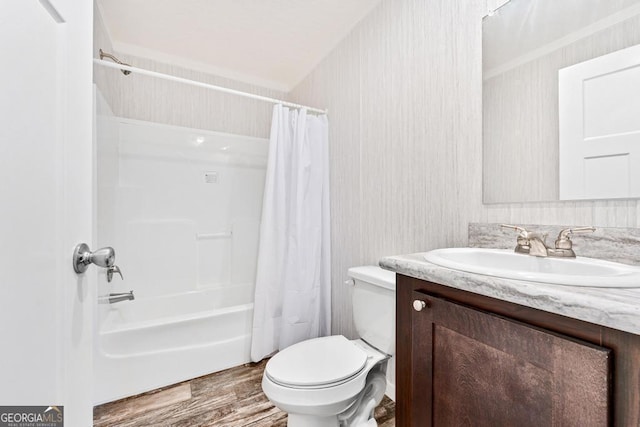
xmin=0 ymin=0 xmax=94 ymax=425
xmin=559 ymin=43 xmax=640 ymax=200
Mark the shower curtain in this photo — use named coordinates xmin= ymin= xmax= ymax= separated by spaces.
xmin=250 ymin=104 xmax=331 ymax=362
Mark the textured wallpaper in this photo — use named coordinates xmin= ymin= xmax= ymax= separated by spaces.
xmin=290 ymin=0 xmax=640 ymax=337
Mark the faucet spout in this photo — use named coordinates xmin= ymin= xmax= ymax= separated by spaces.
xmin=501 ymin=224 xmax=549 ymax=257
xmin=527 ymin=233 xmax=549 ymax=257
xmin=100 ymin=291 xmax=135 ymax=304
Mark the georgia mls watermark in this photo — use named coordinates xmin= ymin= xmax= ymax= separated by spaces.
xmin=0 ymin=406 xmax=63 ymax=427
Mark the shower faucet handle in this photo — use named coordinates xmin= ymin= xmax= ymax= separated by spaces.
xmin=107 ymin=265 xmax=123 ymax=283
xmin=91 ymin=247 xmax=116 ymax=268
xmin=72 ymin=243 xmax=117 ymax=274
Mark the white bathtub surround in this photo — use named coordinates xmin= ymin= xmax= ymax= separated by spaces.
xmin=251 ymin=105 xmax=331 ymax=362
xmin=112 ymin=119 xmax=267 ymax=298
xmin=94 ymin=288 xmax=254 ymax=404
xmin=95 ymin=114 xmax=267 ymax=403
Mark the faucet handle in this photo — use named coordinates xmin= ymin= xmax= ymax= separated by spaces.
xmin=107 ymin=265 xmax=123 ymax=283
xmin=501 ymin=224 xmax=540 ymax=242
xmin=555 ymin=226 xmax=596 ymax=249
xmin=500 ymin=224 xmax=527 ymax=235
xmin=501 ymin=224 xmax=536 ymax=254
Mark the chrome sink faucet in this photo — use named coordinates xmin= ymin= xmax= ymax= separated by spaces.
xmin=501 ymin=224 xmax=549 ymax=256
xmin=500 ymin=224 xmax=595 ymax=258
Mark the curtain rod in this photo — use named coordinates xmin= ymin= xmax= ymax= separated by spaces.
xmin=93 ymin=58 xmax=328 ymax=115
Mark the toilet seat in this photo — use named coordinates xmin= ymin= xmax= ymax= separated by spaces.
xmin=262 ymin=338 xmax=388 ymax=421
xmin=265 ymin=336 xmax=368 ymax=389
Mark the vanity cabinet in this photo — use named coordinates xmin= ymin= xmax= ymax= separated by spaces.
xmin=396 ymin=274 xmax=640 ymax=426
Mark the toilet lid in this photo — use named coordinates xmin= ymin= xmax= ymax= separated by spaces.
xmin=266 ymin=335 xmax=368 ymax=387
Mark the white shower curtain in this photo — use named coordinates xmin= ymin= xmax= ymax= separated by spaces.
xmin=250 ymin=104 xmax=331 ymax=362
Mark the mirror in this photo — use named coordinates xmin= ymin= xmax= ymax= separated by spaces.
xmin=483 ymin=0 xmax=640 ymax=203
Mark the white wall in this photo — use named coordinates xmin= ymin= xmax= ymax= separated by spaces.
xmin=291 ymin=0 xmax=640 ymax=338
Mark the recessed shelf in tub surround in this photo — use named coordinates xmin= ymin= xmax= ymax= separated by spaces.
xmin=380 ymin=223 xmax=640 ymax=336
xmin=196 ymin=230 xmax=233 ymax=240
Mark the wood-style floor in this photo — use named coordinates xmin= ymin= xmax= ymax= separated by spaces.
xmin=94 ymin=360 xmax=395 ymax=427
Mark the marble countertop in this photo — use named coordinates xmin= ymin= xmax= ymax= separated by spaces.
xmin=380 ymin=252 xmax=640 ymax=336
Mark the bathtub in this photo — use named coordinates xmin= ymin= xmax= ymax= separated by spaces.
xmin=93 ymin=285 xmax=254 ymax=405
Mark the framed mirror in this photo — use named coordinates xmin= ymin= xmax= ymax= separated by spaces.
xmin=483 ymin=0 xmax=640 ymax=203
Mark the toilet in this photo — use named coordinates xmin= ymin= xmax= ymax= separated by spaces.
xmin=262 ymin=266 xmax=396 ymax=427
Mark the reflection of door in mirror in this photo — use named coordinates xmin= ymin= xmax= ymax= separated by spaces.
xmin=559 ymin=44 xmax=640 ymax=200
xmin=483 ymin=0 xmax=640 ymax=204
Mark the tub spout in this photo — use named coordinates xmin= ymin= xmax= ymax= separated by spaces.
xmin=101 ymin=291 xmax=135 ymax=304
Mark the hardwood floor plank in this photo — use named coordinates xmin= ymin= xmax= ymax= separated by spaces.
xmin=94 ymin=360 xmax=395 ymax=427
xmin=375 ymin=396 xmax=396 ymax=426
xmin=243 ymin=411 xmax=288 ymax=427
xmin=94 ymin=383 xmax=192 ymax=426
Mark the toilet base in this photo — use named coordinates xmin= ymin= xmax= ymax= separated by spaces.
xmin=282 ymin=368 xmax=386 ymax=427
xmin=287 ymin=414 xmax=339 ymax=427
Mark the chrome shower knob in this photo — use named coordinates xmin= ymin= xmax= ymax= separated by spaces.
xmin=90 ymin=247 xmax=116 ymax=268
xmin=73 ymin=243 xmax=117 ymax=274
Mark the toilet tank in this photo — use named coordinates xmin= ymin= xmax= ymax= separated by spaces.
xmin=348 ymin=266 xmax=396 ymax=355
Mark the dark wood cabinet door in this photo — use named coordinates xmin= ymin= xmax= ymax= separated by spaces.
xmin=407 ymin=291 xmax=611 ymax=427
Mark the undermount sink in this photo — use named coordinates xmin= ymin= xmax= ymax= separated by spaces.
xmin=423 ymin=248 xmax=640 ymax=288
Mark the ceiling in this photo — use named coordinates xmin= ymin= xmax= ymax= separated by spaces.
xmin=96 ymin=0 xmax=382 ymax=92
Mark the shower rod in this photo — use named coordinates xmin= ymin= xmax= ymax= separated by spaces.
xmin=99 ymin=49 xmax=131 ymax=75
xmin=94 ymin=52 xmax=328 ymax=114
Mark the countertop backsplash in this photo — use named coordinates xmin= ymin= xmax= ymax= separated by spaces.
xmin=469 ymin=223 xmax=640 ymax=266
